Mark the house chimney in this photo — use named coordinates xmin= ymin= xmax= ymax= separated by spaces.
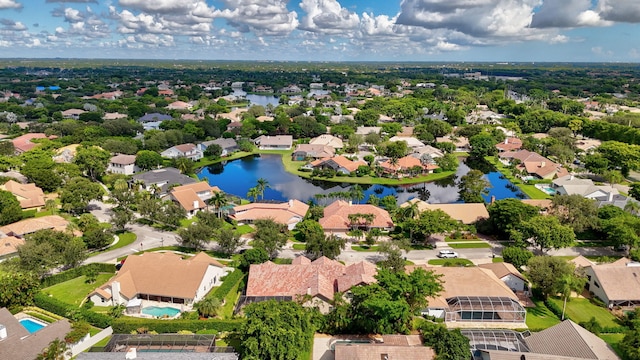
xmin=111 ymin=281 xmax=121 ymax=305
xmin=570 ymin=174 xmax=574 ymax=180
xmin=348 ymin=201 xmax=352 ymax=206
xmin=193 ymin=200 xmax=199 ymax=209
xmin=608 ymin=192 xmax=614 ymax=202
xmin=289 ymin=199 xmax=294 ymax=208
xmin=490 ymin=195 xmax=496 ymax=204
xmin=540 ymin=161 xmax=545 ymax=168
xmin=125 ymin=348 xmax=137 ymax=359
xmin=504 ymin=138 xmax=509 ymax=144
xmin=0 ymin=324 xmax=7 ymax=340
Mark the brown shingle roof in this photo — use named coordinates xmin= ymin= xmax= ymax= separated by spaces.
xmin=230 ymin=200 xmax=309 ymax=225
xmin=589 ymin=263 xmax=640 ymax=302
xmin=94 ymin=252 xmax=223 ymax=300
xmin=335 ymin=342 xmax=435 ymax=360
xmin=401 ymin=199 xmax=489 ymax=224
xmin=246 ymin=257 xmax=377 ymax=300
xmin=0 ymin=180 xmax=45 ymax=209
xmin=319 ymin=200 xmax=394 ymax=231
xmin=0 ymin=215 xmax=71 ymax=237
xmin=169 ymin=182 xmax=220 ymax=212
xmin=311 ymin=156 xmax=367 ymax=173
xmin=109 ymin=154 xmax=136 ymax=165
xmin=478 ymin=262 xmax=527 ymax=282
xmin=173 ymin=143 xmax=197 ymax=153
xmin=0 ymin=236 xmax=24 ymax=257
xmin=524 ymin=320 xmax=619 ymax=359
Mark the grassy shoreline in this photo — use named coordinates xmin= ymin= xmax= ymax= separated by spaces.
xmin=484 ymin=156 xmax=551 ymax=200
xmin=196 ymin=149 xmax=456 ymax=186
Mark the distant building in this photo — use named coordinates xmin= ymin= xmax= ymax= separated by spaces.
xmin=253 ymin=135 xmax=293 ymax=150
xmin=138 ymin=113 xmax=172 ymax=123
xmin=229 ymin=200 xmax=309 ymax=230
xmin=107 ymin=154 xmax=140 ymax=175
xmin=130 ymin=167 xmax=196 ymax=195
xmin=160 ymin=143 xmax=204 ymax=161
xmin=319 ymin=200 xmax=394 ymax=233
xmin=0 ymin=180 xmax=45 ymax=210
xmin=197 ymin=138 xmax=238 ymax=156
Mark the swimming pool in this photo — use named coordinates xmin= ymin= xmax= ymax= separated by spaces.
xmin=141 ymin=306 xmax=181 ymax=317
xmin=20 ymin=318 xmax=47 ymax=333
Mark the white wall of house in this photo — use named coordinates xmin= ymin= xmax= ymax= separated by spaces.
xmin=194 ymin=265 xmax=228 ymax=302
xmin=501 ymin=274 xmax=526 ymax=292
xmin=160 ymin=148 xmax=181 ymax=159
xmin=108 ymin=163 xmax=140 ymax=175
xmin=89 ymin=293 xmax=112 ymax=307
xmin=584 ymin=267 xmax=611 ymax=306
xmin=423 ymin=308 xmax=445 ymax=319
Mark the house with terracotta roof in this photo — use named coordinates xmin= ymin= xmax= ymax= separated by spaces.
xmin=0 ymin=215 xmax=72 ymax=238
xmin=160 ymin=143 xmax=203 ymax=161
xmin=499 ymin=150 xmax=569 ymax=180
xmin=401 ymin=199 xmax=489 ymax=225
xmin=229 ymin=200 xmax=308 ymax=230
xmin=254 ymin=135 xmax=293 ymax=150
xmin=166 ymin=101 xmax=193 ymax=110
xmin=378 ymin=155 xmax=439 ymax=176
xmin=292 ymin=144 xmax=335 ymax=160
xmin=583 ymin=257 xmax=640 ymax=308
xmin=495 ymin=137 xmax=523 ymax=152
xmin=107 ymin=154 xmax=140 ymax=175
xmin=0 ymin=235 xmax=24 ymax=260
xmin=479 ymin=262 xmax=529 ymax=292
xmin=166 ymin=182 xmax=220 ymax=218
xmin=243 ymin=256 xmax=377 ymax=313
xmin=0 ymin=180 xmax=45 ymax=210
xmin=334 ymin=335 xmax=435 ymax=360
xmin=406 ymin=265 xmax=526 ymax=329
xmin=310 ymin=156 xmax=367 ymax=175
xmin=11 ymin=133 xmax=56 ymax=154
xmin=319 ymin=200 xmax=394 ymax=233
xmin=89 ymin=252 xmax=228 ymax=309
xmin=309 ymin=134 xmax=344 ymax=149
xmin=0 ymin=307 xmax=71 ymax=360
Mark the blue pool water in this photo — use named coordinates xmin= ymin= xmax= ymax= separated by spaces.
xmin=20 ymin=318 xmax=46 ymax=333
xmin=142 ymin=306 xmax=181 ymax=317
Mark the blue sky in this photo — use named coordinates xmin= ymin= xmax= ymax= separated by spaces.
xmin=0 ymin=0 xmax=639 ymax=61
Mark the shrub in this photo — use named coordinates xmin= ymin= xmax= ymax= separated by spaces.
xmin=111 ymin=317 xmax=243 ymax=334
xmin=34 ymin=293 xmax=112 ymax=328
xmin=65 ymin=321 xmax=91 ymax=343
xmin=210 ymin=269 xmax=244 ymax=301
xmin=501 ymin=246 xmax=533 ymax=269
xmin=579 ymin=317 xmax=602 ymax=335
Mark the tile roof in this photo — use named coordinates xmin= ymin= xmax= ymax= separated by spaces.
xmin=0 ymin=180 xmax=45 ymax=209
xmin=570 ymin=255 xmax=596 ymax=268
xmin=293 ymin=144 xmax=335 ymax=158
xmin=109 ymin=154 xmax=136 ymax=165
xmin=319 ymin=200 xmax=394 ymax=231
xmin=379 ymin=155 xmax=426 ymax=172
xmin=0 ymin=215 xmax=70 ymax=237
xmin=524 ymin=320 xmax=619 ymax=359
xmin=169 ymin=182 xmax=219 ymax=212
xmin=589 ymin=263 xmax=640 ymax=302
xmin=311 ymin=156 xmax=367 ymax=173
xmin=246 ymin=256 xmax=377 ymax=300
xmin=173 ymin=143 xmax=198 ymax=153
xmin=335 ymin=344 xmax=435 ymax=360
xmin=0 ymin=236 xmax=23 ymax=257
xmin=402 ymin=199 xmax=489 ymax=224
xmin=255 ymin=135 xmax=293 ymax=146
xmin=500 ymin=150 xmax=568 ymax=178
xmin=230 ymin=200 xmax=309 ymax=226
xmin=309 ymin=134 xmax=344 ymax=148
xmin=479 ymin=262 xmax=527 ymax=282
xmin=93 ymin=252 xmax=224 ymax=301
xmin=11 ymin=133 xmax=51 ymax=153
xmin=389 ymin=136 xmax=426 ymax=148
xmin=496 ymin=137 xmax=523 ymax=152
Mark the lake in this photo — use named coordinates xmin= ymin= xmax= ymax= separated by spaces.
xmin=197 ymin=154 xmax=527 ymax=204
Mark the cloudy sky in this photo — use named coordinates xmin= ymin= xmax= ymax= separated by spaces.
xmin=0 ymin=0 xmax=639 ymax=61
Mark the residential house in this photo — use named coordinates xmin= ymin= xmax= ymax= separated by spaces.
xmin=226 ymin=121 xmax=243 ymax=132
xmin=160 ymin=143 xmax=204 ymax=161
xmin=468 ymin=320 xmax=619 ymax=360
xmin=166 ymin=101 xmax=193 ymax=110
xmin=166 ymin=182 xmax=220 ymax=218
xmin=243 ymin=256 xmax=377 ymax=313
xmin=583 ymin=257 xmax=640 ymax=308
xmin=552 ymin=174 xmax=618 ymax=201
xmin=355 ymin=126 xmax=381 ymax=136
xmin=130 ymin=167 xmax=196 ymax=195
xmin=406 ymin=265 xmax=527 ymax=329
xmin=0 ymin=235 xmax=23 ymax=260
xmin=378 ymin=155 xmax=439 ymax=176
xmin=0 ymin=215 xmax=73 ymax=238
xmin=495 ymin=137 xmax=523 ymax=152
xmin=479 ymin=262 xmax=529 ymax=292
xmin=499 ymin=150 xmax=569 ymax=180
xmin=436 ymin=135 xmax=471 ymax=152
xmin=388 ymin=136 xmax=426 ymax=149
xmin=0 ymin=180 xmax=45 ymax=210
xmin=107 ymin=154 xmax=140 ymax=175
xmin=61 ymin=108 xmax=86 ymax=120
xmin=0 ymin=307 xmax=71 ymax=360
xmin=309 ymin=134 xmax=344 ymax=149
xmin=576 ymin=138 xmax=602 ymax=153
xmin=334 ymin=335 xmax=435 ymax=360
xmin=292 ymin=144 xmax=335 ymax=161
xmin=229 ymin=200 xmax=309 ymax=230
xmin=11 ymin=133 xmax=56 ymax=154
xmin=310 ymin=156 xmax=367 ymax=175
xmin=401 ymin=199 xmax=489 ymax=225
xmin=319 ymin=200 xmax=394 ymax=233
xmin=254 ymin=135 xmax=293 ymax=150
xmin=198 ymin=138 xmax=238 ymax=156
xmin=137 ymin=113 xmax=172 ymax=123
xmin=412 ymin=145 xmax=444 ymax=159
xmin=89 ymin=252 xmax=228 ymax=308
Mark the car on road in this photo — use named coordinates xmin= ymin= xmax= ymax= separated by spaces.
xmin=437 ymin=250 xmax=459 ymax=258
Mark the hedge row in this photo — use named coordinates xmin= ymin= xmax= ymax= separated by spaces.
xmin=41 ymin=263 xmax=116 ymax=288
xmin=210 ymin=269 xmax=244 ymax=302
xmin=111 ymin=317 xmax=244 ymax=334
xmin=34 ymin=293 xmax=112 ymax=328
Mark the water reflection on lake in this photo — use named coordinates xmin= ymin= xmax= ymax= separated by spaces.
xmin=196 ymin=154 xmax=526 ymax=204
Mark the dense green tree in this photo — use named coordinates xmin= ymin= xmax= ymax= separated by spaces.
xmin=305 ymin=234 xmax=346 ymax=260
xmin=172 ymin=157 xmax=195 ymax=175
xmin=405 ymin=209 xmax=459 ymax=243
xmin=18 ymin=229 xmax=86 ymax=275
xmin=0 ymin=190 xmax=23 ymax=226
xmin=135 ymin=150 xmax=164 ymax=170
xmin=377 ymin=240 xmax=408 ymax=274
xmin=194 ymin=297 xmax=221 ymax=318
xmin=526 ymin=256 xmax=578 ymax=298
xmin=469 ymin=133 xmax=498 ymax=158
xmin=514 ymin=215 xmax=576 ymax=253
xmin=253 ymin=218 xmax=289 ymax=258
xmin=21 ymin=152 xmax=62 ymax=192
xmin=0 ymin=271 xmax=40 ymax=308
xmin=420 ymin=321 xmax=471 ymax=360
xmin=238 ymin=248 xmax=269 ymax=271
xmin=487 ymin=199 xmax=539 ymax=238
xmin=458 ymin=169 xmax=489 ymax=203
xmin=550 ymin=194 xmax=599 ymax=233
xmin=215 ymin=227 xmax=243 ymax=255
xmin=74 ymin=145 xmax=111 ymax=180
xmin=204 ymin=143 xmax=223 ymax=158
xmin=83 ymin=228 xmax=113 ymax=249
xmin=0 ymin=141 xmax=14 ymax=155
xmin=630 ymin=182 xmax=640 ymax=202
xmin=597 ymin=141 xmax=640 ymax=176
xmin=178 ymin=222 xmax=215 ymax=250
xmin=376 ymin=267 xmax=443 ymax=313
xmin=501 ymin=246 xmax=533 ymax=269
xmin=620 ymin=327 xmax=640 ymax=360
xmin=59 ymin=177 xmax=103 ymax=214
xmin=35 ymin=339 xmax=70 ymax=360
xmin=240 ymin=300 xmax=315 ymax=360
xmin=434 ymin=153 xmax=459 ymax=172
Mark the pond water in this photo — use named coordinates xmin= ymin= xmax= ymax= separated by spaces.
xmin=232 ymin=90 xmax=280 ymax=107
xmin=197 ymin=155 xmax=527 ymax=204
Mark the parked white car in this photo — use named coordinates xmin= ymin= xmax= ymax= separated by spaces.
xmin=437 ymin=250 xmax=459 ymax=258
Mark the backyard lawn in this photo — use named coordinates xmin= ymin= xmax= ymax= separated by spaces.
xmin=42 ymin=273 xmax=114 ymax=307
xmin=547 ymin=297 xmax=621 ymax=329
xmin=526 ymin=299 xmax=561 ymax=330
xmin=448 ymin=242 xmax=491 ymax=249
xmin=427 ymin=259 xmax=474 ymax=266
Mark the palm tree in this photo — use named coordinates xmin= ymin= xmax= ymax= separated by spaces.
xmin=350 ymin=184 xmax=364 ymax=204
xmin=36 ymin=339 xmax=70 ymax=360
xmin=44 ymin=199 xmax=57 ymax=215
xmin=247 ymin=187 xmax=260 ymax=202
xmin=194 ymin=297 xmax=221 ymax=318
xmin=403 ymin=200 xmax=420 ymax=221
xmin=256 ymin=178 xmax=270 ymax=200
xmin=625 ymin=200 xmax=640 ymax=216
xmin=209 ymin=191 xmax=228 ymax=218
xmin=558 ymin=273 xmax=585 ymax=320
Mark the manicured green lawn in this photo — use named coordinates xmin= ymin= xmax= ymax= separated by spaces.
xmin=445 ymin=237 xmax=484 ymax=242
xmin=235 ymin=224 xmax=254 ymax=235
xmin=448 ymin=242 xmax=491 ymax=249
xmin=42 ymin=273 xmax=114 ymax=307
xmin=526 ymin=298 xmax=561 ymax=330
xmin=351 ymin=245 xmax=380 ymax=252
xmin=292 ymin=244 xmax=306 ymax=250
xmin=92 ymin=231 xmax=137 ymax=254
xmin=599 ymin=333 xmax=625 ymax=358
xmin=492 ymin=257 xmax=504 ymax=263
xmin=427 ymin=259 xmax=474 ymax=266
xmin=547 ymin=297 xmax=621 ymax=328
xmin=219 ymin=278 xmax=242 ymax=319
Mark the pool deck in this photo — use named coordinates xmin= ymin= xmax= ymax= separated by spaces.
xmin=127 ymin=300 xmax=187 ymax=319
